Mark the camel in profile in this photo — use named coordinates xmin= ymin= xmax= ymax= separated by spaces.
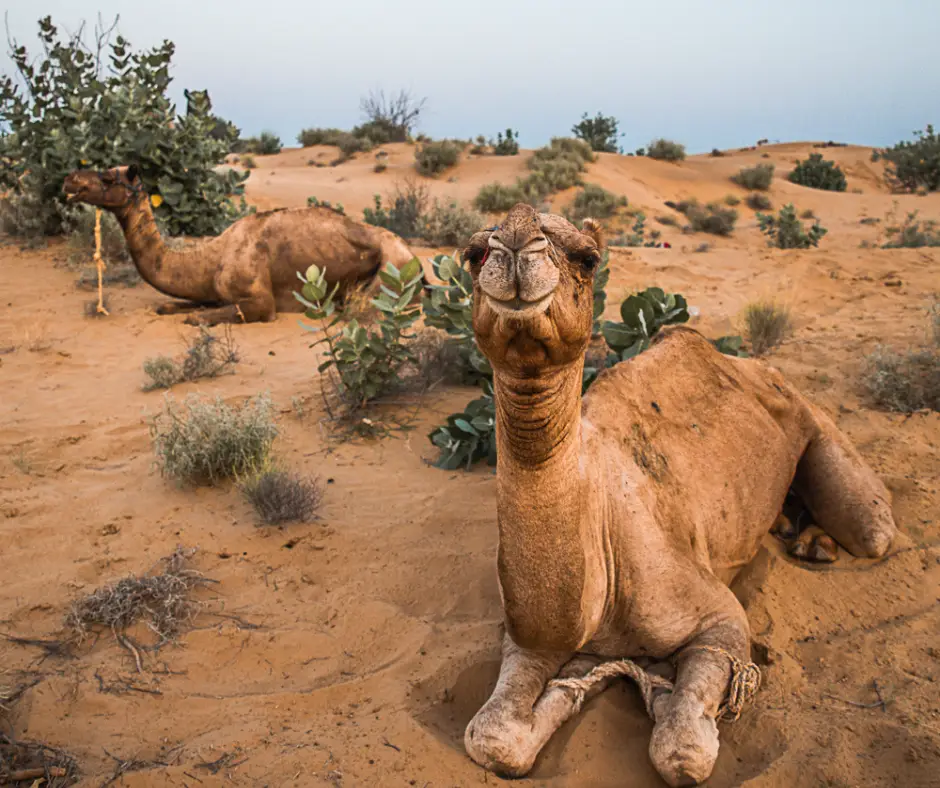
xmin=461 ymin=204 xmax=897 ymax=786
xmin=62 ymin=165 xmax=417 ymax=325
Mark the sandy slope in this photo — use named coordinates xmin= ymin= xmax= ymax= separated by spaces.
xmin=1 ymin=143 xmax=939 ymax=787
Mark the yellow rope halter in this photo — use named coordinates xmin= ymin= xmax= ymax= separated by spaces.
xmin=93 ymin=208 xmax=109 ymax=316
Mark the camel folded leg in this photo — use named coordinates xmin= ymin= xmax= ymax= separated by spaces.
xmin=793 ymin=404 xmax=897 ymax=558
xmin=649 ymin=613 xmax=750 ymax=787
xmin=183 ymin=298 xmax=276 ymax=326
xmin=155 ymin=300 xmax=214 ymax=315
xmin=465 ymin=634 xmax=614 ymax=778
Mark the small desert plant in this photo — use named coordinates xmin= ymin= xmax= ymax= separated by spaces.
xmin=608 ymin=212 xmax=661 ymax=247
xmin=297 ymin=127 xmax=348 ymax=147
xmin=732 ymin=163 xmax=775 ymax=190
xmin=142 ymin=326 xmax=240 ymax=390
xmin=656 ymin=214 xmax=679 ymax=226
xmin=358 ymin=89 xmax=426 ymax=143
xmin=241 ymin=154 xmax=257 ymax=169
xmin=647 ymin=138 xmax=686 ymax=162
xmin=800 ymin=208 xmax=816 ymax=219
xmin=297 ymin=258 xmax=424 ymax=419
xmin=746 ymin=192 xmax=772 ymax=211
xmin=474 ymin=182 xmax=527 ymax=213
xmin=725 ymin=194 xmax=741 ymax=206
xmin=415 ymin=140 xmax=461 ymax=177
xmin=678 ymin=200 xmax=737 ymax=235
xmin=149 ymin=393 xmax=277 ymax=485
xmin=363 ymin=178 xmax=429 ymax=237
xmin=862 ymin=345 xmax=939 ymax=412
xmin=374 ymin=160 xmax=388 ymax=173
xmin=710 ymin=148 xmax=725 ymax=157
xmin=788 ymin=153 xmax=847 ymax=191
xmin=875 ymin=125 xmax=940 ymax=193
xmin=65 ymin=546 xmax=211 ymax=644
xmin=564 ymin=184 xmax=628 ymax=223
xmin=572 ymin=112 xmax=622 ymax=153
xmin=307 ymin=196 xmax=345 ymax=214
xmin=419 ymin=200 xmax=484 ymax=247
xmin=882 ymin=211 xmax=940 ymax=248
xmin=493 ymin=129 xmax=520 ymax=156
xmin=239 ymin=463 xmax=323 ymax=525
xmin=743 ymin=300 xmax=791 ymax=356
xmin=757 ymin=203 xmax=827 ymax=249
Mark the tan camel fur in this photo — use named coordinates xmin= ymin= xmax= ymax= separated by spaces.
xmin=461 ymin=203 xmax=898 ymax=786
xmin=62 ymin=165 xmax=417 ymax=325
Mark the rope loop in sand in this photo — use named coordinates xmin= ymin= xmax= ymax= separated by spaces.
xmin=548 ymin=645 xmax=761 ymax=724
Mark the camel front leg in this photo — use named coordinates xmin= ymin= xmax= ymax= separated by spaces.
xmin=183 ymin=298 xmax=275 ymax=326
xmin=649 ymin=615 xmax=752 ymax=787
xmin=155 ymin=300 xmax=211 ymax=315
xmin=465 ymin=634 xmax=612 ymax=778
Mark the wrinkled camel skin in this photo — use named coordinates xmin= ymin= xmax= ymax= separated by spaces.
xmin=461 ymin=204 xmax=898 ymax=786
xmin=62 ymin=165 xmax=417 ymax=325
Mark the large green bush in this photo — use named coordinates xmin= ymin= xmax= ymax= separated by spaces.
xmin=572 ymin=112 xmax=622 ymax=153
xmin=563 ymin=184 xmax=627 ymax=223
xmin=0 ymin=16 xmax=249 ymax=238
xmin=787 ymin=153 xmax=847 ymax=191
xmin=875 ymin=125 xmax=940 ymax=193
xmin=757 ymin=203 xmax=827 ymax=248
xmin=647 ymin=139 xmax=686 ymax=161
xmin=415 ymin=140 xmax=461 ymax=177
xmin=732 ymin=163 xmax=774 ymax=190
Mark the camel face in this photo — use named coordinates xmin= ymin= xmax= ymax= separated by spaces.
xmin=464 ymin=204 xmax=599 ymax=373
xmin=62 ymin=165 xmax=142 ymax=209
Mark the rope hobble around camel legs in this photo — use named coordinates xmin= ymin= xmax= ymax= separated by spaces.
xmin=93 ymin=207 xmax=109 ymax=316
xmin=547 ymin=645 xmax=762 ymax=723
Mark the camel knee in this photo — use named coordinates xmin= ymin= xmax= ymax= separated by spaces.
xmin=465 ymin=707 xmax=538 ymax=778
xmin=650 ymin=694 xmax=720 ymax=787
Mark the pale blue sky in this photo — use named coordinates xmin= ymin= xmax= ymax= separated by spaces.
xmin=5 ymin=0 xmax=937 ymax=152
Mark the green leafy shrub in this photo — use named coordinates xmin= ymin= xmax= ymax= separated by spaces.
xmin=564 ymin=184 xmax=628 ymax=223
xmin=239 ymin=464 xmax=323 ymax=525
xmin=732 ymin=163 xmax=774 ymax=190
xmin=419 ymin=200 xmax=484 ymax=247
xmin=474 ymin=182 xmax=527 ymax=213
xmin=493 ymin=129 xmax=520 ymax=156
xmin=0 ymin=16 xmax=249 ymax=239
xmin=647 ymin=139 xmax=686 ymax=161
xmin=307 ymin=196 xmax=345 ymax=215
xmin=149 ymin=393 xmax=277 ymax=486
xmin=757 ymin=203 xmax=827 ymax=248
xmin=415 ymin=140 xmax=461 ymax=177
xmin=743 ymin=300 xmax=791 ymax=356
xmin=746 ymin=192 xmax=772 ymax=211
xmin=142 ymin=326 xmax=240 ymax=390
xmin=608 ymin=212 xmax=661 ymax=247
xmin=426 ymin=274 xmax=746 ymax=469
xmin=572 ymin=112 xmax=621 ymax=153
xmin=244 ymin=131 xmax=281 ymax=155
xmin=363 ymin=179 xmax=429 ymax=238
xmin=787 ymin=153 xmax=847 ymax=191
xmin=296 ymin=258 xmax=424 ymax=418
xmin=882 ymin=211 xmax=940 ymax=248
xmin=725 ymin=194 xmax=741 ymax=206
xmin=678 ymin=200 xmax=737 ymax=235
xmin=876 ymin=125 xmax=940 ymax=193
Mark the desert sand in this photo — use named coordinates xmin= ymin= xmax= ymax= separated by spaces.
xmin=1 ymin=142 xmax=938 ymax=787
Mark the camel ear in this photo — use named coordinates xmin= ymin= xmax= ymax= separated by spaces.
xmin=581 ymin=218 xmax=605 ymax=251
xmin=125 ymin=164 xmax=140 ymax=182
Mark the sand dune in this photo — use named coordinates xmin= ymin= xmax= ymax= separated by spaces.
xmin=1 ymin=142 xmax=938 ymax=786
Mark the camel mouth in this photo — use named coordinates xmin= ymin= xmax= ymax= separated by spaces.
xmin=483 ymin=291 xmax=554 ymax=317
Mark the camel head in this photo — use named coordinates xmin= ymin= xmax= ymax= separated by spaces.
xmin=464 ymin=203 xmax=603 ymax=374
xmin=62 ymin=165 xmax=144 ymax=210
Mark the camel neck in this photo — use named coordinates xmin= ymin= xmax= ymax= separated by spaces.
xmin=113 ymin=198 xmax=216 ymax=302
xmin=492 ymin=361 xmax=592 ymax=651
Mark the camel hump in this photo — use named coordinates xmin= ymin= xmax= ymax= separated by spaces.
xmin=650 ymin=324 xmax=712 ymax=349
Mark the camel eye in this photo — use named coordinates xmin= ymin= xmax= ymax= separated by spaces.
xmin=577 ymin=251 xmax=600 ymax=271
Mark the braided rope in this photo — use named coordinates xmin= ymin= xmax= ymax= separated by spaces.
xmin=548 ymin=646 xmax=761 ymax=724
xmin=93 ymin=208 xmax=109 ymax=316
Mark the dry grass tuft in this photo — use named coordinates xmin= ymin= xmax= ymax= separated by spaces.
xmin=64 ymin=546 xmax=211 ymax=645
xmin=142 ymin=326 xmax=240 ymax=391
xmin=149 ymin=393 xmax=277 ymax=485
xmin=239 ymin=465 xmax=323 ymax=525
xmin=0 ymin=734 xmax=79 ymax=787
xmin=743 ymin=300 xmax=792 ymax=356
xmin=862 ymin=347 xmax=940 ymax=412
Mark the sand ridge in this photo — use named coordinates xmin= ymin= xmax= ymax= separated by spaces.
xmin=1 ymin=143 xmax=938 ymax=786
